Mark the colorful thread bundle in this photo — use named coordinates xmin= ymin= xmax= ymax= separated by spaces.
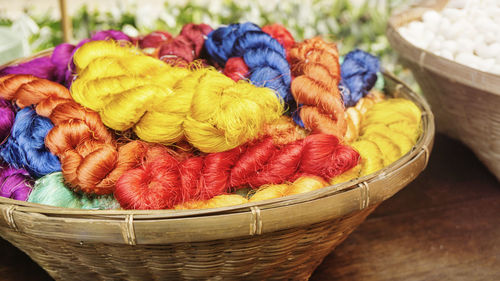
xmin=0 ymin=30 xmax=131 ymax=87
xmin=174 ymin=176 xmax=326 ymax=210
xmin=50 ymin=43 xmax=76 ymax=86
xmin=223 ymin=57 xmax=250 ymax=82
xmin=28 ymin=172 xmax=119 ymax=209
xmin=0 ymin=56 xmax=57 ymax=82
xmin=157 ymin=23 xmax=213 ymax=64
xmin=344 ymin=90 xmax=385 ymax=143
xmin=0 ymin=107 xmax=61 ymax=178
xmin=330 ymin=98 xmax=422 ymax=184
xmin=289 ymin=37 xmax=346 ymax=138
xmin=71 ymin=40 xmax=283 ymax=153
xmin=262 ymin=116 xmax=308 ymax=145
xmin=0 ymin=74 xmax=143 ymax=195
xmin=114 ymin=134 xmax=359 ymax=210
xmin=249 ymin=176 xmax=327 ymax=202
xmin=261 ymin=24 xmax=295 ymax=55
xmin=0 ymin=98 xmax=15 ymax=143
xmin=340 ymin=49 xmax=381 ymax=107
xmin=174 ymin=194 xmax=248 ymax=210
xmin=0 ymin=24 xmax=424 ymax=211
xmin=223 ymin=24 xmax=295 ymax=82
xmin=53 ymin=30 xmax=132 ymax=87
xmin=205 ymin=22 xmax=293 ymax=103
xmin=138 ymin=30 xmax=173 ymax=50
xmin=0 ymin=163 xmax=32 ymax=201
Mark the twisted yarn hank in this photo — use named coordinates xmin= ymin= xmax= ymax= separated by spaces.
xmin=138 ymin=30 xmax=173 ymax=50
xmin=363 ymin=98 xmax=422 ymax=142
xmin=0 ymin=107 xmax=61 ymax=178
xmin=174 ymin=194 xmax=248 ymax=210
xmin=289 ymin=37 xmax=346 ymax=139
xmin=205 ymin=22 xmax=293 ymax=103
xmin=28 ymin=172 xmax=119 ymax=209
xmin=177 ymin=175 xmax=327 ymax=209
xmin=344 ymin=90 xmax=385 ymax=143
xmin=0 ymin=56 xmax=57 ymax=82
xmin=0 ymin=74 xmax=143 ymax=195
xmin=114 ymin=134 xmax=359 ymax=210
xmin=0 ymin=163 xmax=32 ymax=201
xmin=3 ymin=30 xmax=135 ymax=87
xmin=0 ymin=98 xmax=15 ymax=143
xmin=330 ymin=98 xmax=422 ymax=184
xmin=261 ymin=24 xmax=295 ymax=54
xmin=2 ymin=29 xmax=129 ymax=85
xmin=249 ymin=176 xmax=327 ymax=203
xmin=223 ymin=57 xmax=249 ymax=82
xmin=51 ymin=30 xmax=132 ymax=87
xmin=71 ymin=40 xmax=283 ymax=153
xmin=261 ymin=116 xmax=308 ymax=145
xmin=157 ymin=23 xmax=213 ymax=65
xmin=340 ymin=49 xmax=381 ymax=107
xmin=223 ymin=24 xmax=295 ymax=82
xmin=173 ymin=176 xmax=326 ymax=209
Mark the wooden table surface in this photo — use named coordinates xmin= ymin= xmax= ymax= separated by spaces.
xmin=1 ymin=133 xmax=499 ymax=280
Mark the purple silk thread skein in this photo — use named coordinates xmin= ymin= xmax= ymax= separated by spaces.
xmin=0 ymin=165 xmax=32 ymax=201
xmin=0 ymin=98 xmax=15 ymax=143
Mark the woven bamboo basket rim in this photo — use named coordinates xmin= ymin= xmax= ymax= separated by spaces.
xmin=387 ymin=0 xmax=500 ymax=96
xmin=0 ymin=50 xmax=435 ymax=245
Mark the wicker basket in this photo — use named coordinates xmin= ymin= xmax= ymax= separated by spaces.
xmin=387 ymin=0 xmax=500 ymax=181
xmin=0 ymin=52 xmax=434 ymax=280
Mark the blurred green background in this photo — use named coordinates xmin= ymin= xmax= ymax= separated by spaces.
xmin=0 ymin=0 xmax=415 ymax=86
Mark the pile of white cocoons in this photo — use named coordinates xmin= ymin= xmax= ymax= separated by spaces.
xmin=398 ymin=0 xmax=500 ymax=74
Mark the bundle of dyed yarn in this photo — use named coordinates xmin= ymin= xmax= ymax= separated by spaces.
xmin=0 ymin=30 xmax=132 ymax=87
xmin=0 ymin=163 xmax=32 ymax=201
xmin=0 ymin=22 xmax=423 ymax=210
xmin=0 ymin=107 xmax=60 ymax=178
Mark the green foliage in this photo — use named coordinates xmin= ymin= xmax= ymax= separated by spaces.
xmin=71 ymin=5 xmax=136 ymax=39
xmin=28 ymin=13 xmax=63 ymax=51
xmin=0 ymin=18 xmax=12 ymax=26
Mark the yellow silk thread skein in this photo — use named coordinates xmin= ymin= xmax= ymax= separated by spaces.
xmin=344 ymin=90 xmax=385 ymax=143
xmin=71 ymin=41 xmax=284 ymax=153
xmin=249 ymin=176 xmax=328 ymax=203
xmin=330 ymin=98 xmax=422 ymax=184
xmin=173 ymin=176 xmax=328 ymax=209
xmin=174 ymin=194 xmax=248 ymax=210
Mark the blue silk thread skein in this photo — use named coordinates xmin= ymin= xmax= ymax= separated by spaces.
xmin=205 ymin=22 xmax=293 ymax=103
xmin=0 ymin=107 xmax=61 ymax=178
xmin=340 ymin=49 xmax=380 ymax=107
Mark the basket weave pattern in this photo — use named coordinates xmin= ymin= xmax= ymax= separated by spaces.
xmin=411 ymin=68 xmax=500 ymax=175
xmin=0 ymin=51 xmax=434 ymax=280
xmin=0 ymin=206 xmax=375 ymax=280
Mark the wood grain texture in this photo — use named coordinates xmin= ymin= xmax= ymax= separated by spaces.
xmin=1 ymin=134 xmax=499 ymax=280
